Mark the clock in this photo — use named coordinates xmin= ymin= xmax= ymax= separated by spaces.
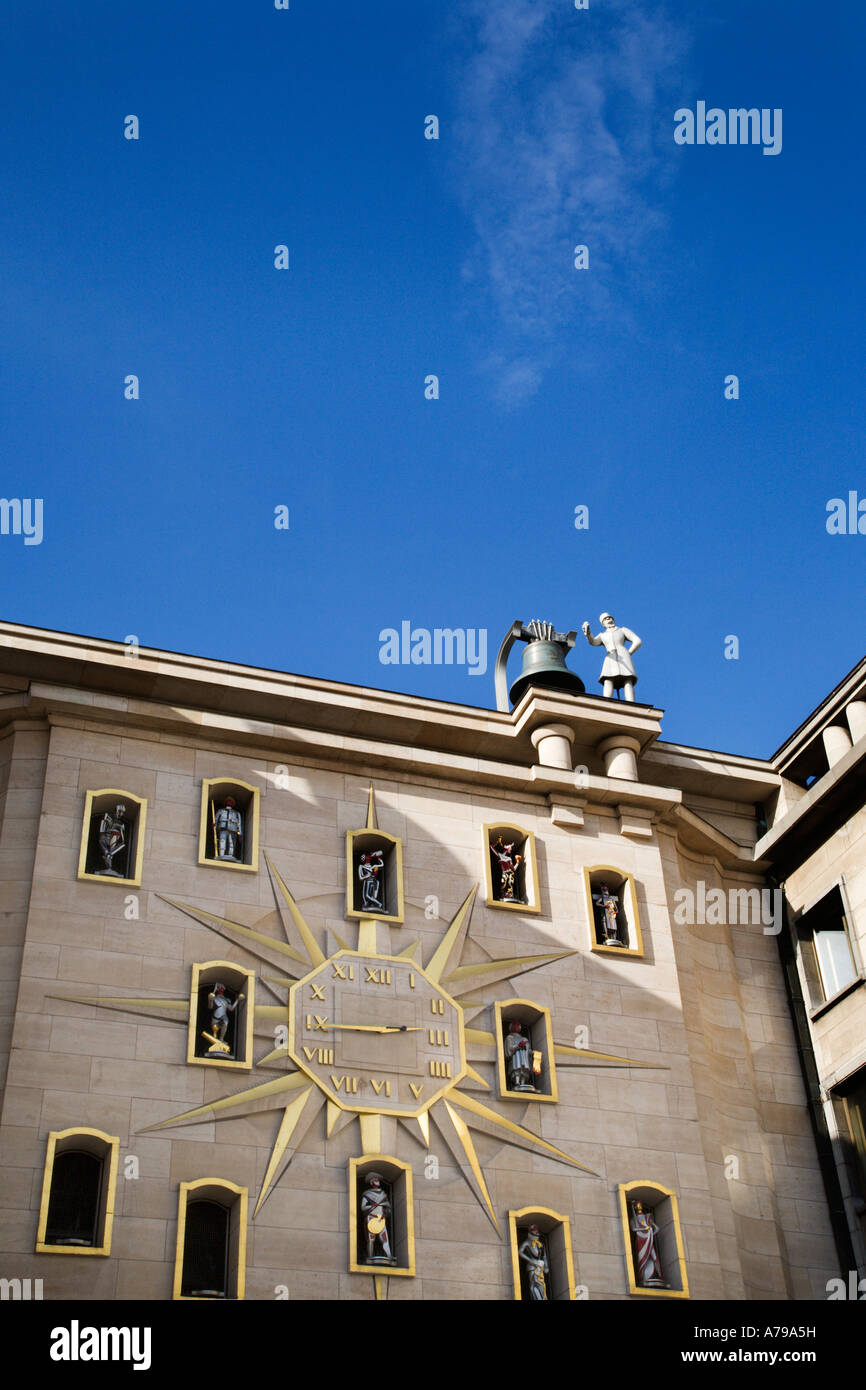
xmin=288 ymin=949 xmax=466 ymax=1117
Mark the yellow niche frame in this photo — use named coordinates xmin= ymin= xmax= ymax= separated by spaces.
xmin=186 ymin=961 xmax=256 ymax=1072
xmin=508 ymin=1205 xmax=576 ymax=1300
xmin=173 ymin=1177 xmax=248 ymax=1301
xmin=348 ymin=1155 xmax=415 ymax=1278
xmin=483 ymin=822 xmax=541 ymax=913
xmin=618 ymin=1179 xmax=690 ymax=1299
xmin=583 ymin=865 xmax=644 ymax=957
xmin=494 ymin=998 xmax=558 ymax=1103
xmin=199 ymin=777 xmax=260 ymax=873
xmin=77 ymin=789 xmax=147 ymax=888
xmin=36 ymin=1127 xmax=119 ymax=1256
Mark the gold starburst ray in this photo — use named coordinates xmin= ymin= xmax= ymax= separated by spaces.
xmin=256 ymin=1043 xmax=290 ymax=1067
xmin=327 ymin=1102 xmax=356 ymax=1139
xmin=140 ymin=1070 xmax=308 ymax=1131
xmin=50 ymin=994 xmax=188 ymax=1025
xmin=424 ymin=885 xmax=478 ymax=984
xmin=264 ymin=854 xmax=326 ymax=967
xmin=433 ymin=1100 xmax=499 ymax=1230
xmin=444 ymin=951 xmax=576 ymax=996
xmin=448 ymin=1090 xmax=599 ymax=1175
xmin=553 ymin=1041 xmax=665 ymax=1069
xmin=395 ymin=940 xmax=420 ymax=960
xmin=254 ymin=1087 xmax=323 ymax=1217
xmin=159 ymin=893 xmax=309 ymax=973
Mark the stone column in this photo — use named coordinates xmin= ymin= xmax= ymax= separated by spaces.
xmin=597 ymin=734 xmax=641 ymax=782
xmin=530 ymin=724 xmax=575 ymax=771
xmin=845 ymin=700 xmax=866 ymax=744
xmin=822 ymin=724 xmax=852 ymax=768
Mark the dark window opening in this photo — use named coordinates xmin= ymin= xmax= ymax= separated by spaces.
xmin=181 ymin=1201 xmax=230 ymax=1298
xmin=45 ymin=1150 xmax=102 ymax=1247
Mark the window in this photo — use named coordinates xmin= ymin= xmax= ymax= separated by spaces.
xmin=797 ymin=884 xmax=860 ymax=1007
xmin=494 ymin=999 xmax=557 ymax=1103
xmin=36 ymin=1129 xmax=119 ymax=1256
xmin=173 ymin=1180 xmax=247 ymax=1300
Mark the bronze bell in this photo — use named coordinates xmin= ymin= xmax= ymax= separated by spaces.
xmin=509 ymin=630 xmax=585 ymax=706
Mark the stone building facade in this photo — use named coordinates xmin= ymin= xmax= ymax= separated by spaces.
xmin=0 ymin=621 xmax=860 ymax=1301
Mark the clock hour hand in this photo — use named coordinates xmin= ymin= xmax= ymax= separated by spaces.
xmin=326 ymin=1024 xmax=422 ymax=1034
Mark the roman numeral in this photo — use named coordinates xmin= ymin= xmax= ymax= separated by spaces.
xmin=302 ymin=1046 xmax=334 ymax=1064
xmin=305 ymin=1014 xmax=329 ymax=1031
xmin=429 ymin=1061 xmax=451 ymax=1078
xmin=370 ymin=1079 xmax=391 ymax=1097
xmin=329 ymin=1074 xmax=359 ymax=1094
xmin=309 ymin=983 xmax=326 ymax=1001
xmin=428 ymin=1029 xmax=449 ymax=1046
xmin=409 ymin=972 xmax=416 ymax=989
xmin=331 ymin=963 xmax=355 ymax=980
xmin=409 ymin=1083 xmax=424 ymax=1099
xmin=364 ymin=967 xmax=391 ymax=985
xmin=431 ymin=999 xmax=445 ymax=1015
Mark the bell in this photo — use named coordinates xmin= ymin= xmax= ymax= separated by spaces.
xmin=509 ymin=638 xmax=585 ymax=705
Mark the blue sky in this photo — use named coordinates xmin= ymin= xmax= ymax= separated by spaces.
xmin=1 ymin=0 xmax=863 ymax=757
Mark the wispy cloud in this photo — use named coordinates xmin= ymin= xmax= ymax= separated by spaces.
xmin=451 ymin=0 xmax=690 ymax=403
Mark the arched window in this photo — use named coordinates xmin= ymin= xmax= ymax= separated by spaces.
xmin=77 ymin=790 xmax=147 ymax=886
xmin=508 ymin=1206 xmax=576 ymax=1300
xmin=36 ymin=1129 xmax=119 ymax=1256
xmin=583 ymin=865 xmax=644 ymax=956
xmin=199 ymin=777 xmax=260 ymax=872
xmin=173 ymin=1180 xmax=247 ymax=1300
xmin=186 ymin=961 xmax=255 ymax=1070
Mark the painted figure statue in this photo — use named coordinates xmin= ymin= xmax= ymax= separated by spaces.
xmin=358 ymin=850 xmax=385 ymax=912
xmin=96 ymin=803 xmax=128 ymax=876
xmin=490 ymin=837 xmax=523 ymax=902
xmin=203 ymin=981 xmax=245 ymax=1055
xmin=518 ymin=1225 xmax=549 ymax=1300
xmin=592 ymin=882 xmax=623 ymax=947
xmin=630 ymin=1201 xmax=669 ymax=1288
xmin=505 ymin=1019 xmax=539 ymax=1092
xmin=213 ymin=797 xmax=243 ymax=862
xmin=360 ymin=1172 xmax=396 ymax=1265
xmin=581 ymin=613 xmax=642 ymax=701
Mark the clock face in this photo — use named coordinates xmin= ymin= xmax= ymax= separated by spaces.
xmin=288 ymin=950 xmax=466 ymax=1117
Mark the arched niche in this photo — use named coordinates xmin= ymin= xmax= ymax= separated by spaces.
xmin=77 ymin=789 xmax=147 ymax=887
xmin=348 ymin=1155 xmax=414 ymax=1278
xmin=583 ymin=865 xmax=644 ymax=956
xmin=36 ymin=1127 xmax=119 ymax=1256
xmin=618 ymin=1180 xmax=689 ymax=1298
xmin=173 ymin=1178 xmax=248 ymax=1300
xmin=484 ymin=823 xmax=540 ymax=912
xmin=494 ymin=998 xmax=557 ymax=1103
xmin=199 ymin=777 xmax=260 ymax=871
xmin=186 ymin=961 xmax=255 ymax=1070
xmin=508 ymin=1206 xmax=576 ymax=1301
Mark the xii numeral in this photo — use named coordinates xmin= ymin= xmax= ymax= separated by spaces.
xmin=365 ymin=967 xmax=391 ymax=985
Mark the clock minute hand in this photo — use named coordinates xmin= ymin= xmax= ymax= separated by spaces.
xmin=327 ymin=1024 xmax=423 ymax=1034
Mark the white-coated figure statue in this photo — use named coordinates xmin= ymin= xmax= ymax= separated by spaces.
xmin=518 ymin=1225 xmax=549 ymax=1299
xmin=581 ymin=613 xmax=642 ymax=701
xmin=505 ymin=1019 xmax=537 ymax=1092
